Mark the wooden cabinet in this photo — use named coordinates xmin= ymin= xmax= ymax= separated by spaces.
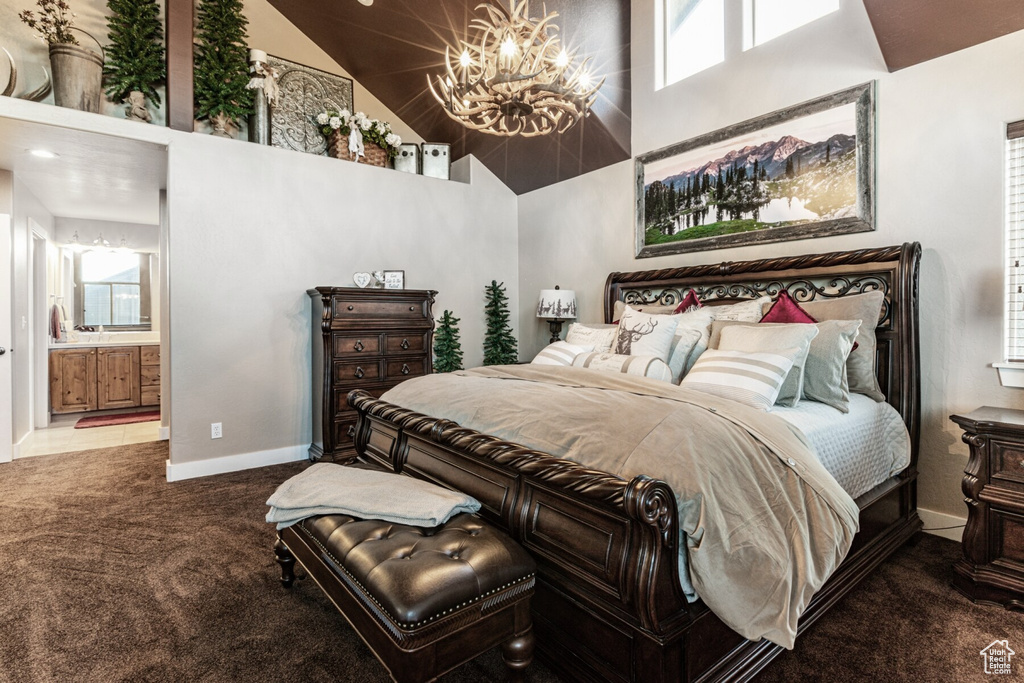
xmin=951 ymin=407 xmax=1024 ymax=608
xmin=50 ymin=344 xmax=159 ymax=414
xmin=140 ymin=345 xmax=161 ymax=406
xmin=309 ymin=287 xmax=436 ymax=462
xmin=97 ymin=347 xmax=140 ymax=410
xmin=50 ymin=348 xmax=98 ymax=414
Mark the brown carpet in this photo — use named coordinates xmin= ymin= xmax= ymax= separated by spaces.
xmin=0 ymin=443 xmax=1020 ymax=682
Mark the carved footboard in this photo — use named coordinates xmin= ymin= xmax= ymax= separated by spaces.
xmin=349 ymin=391 xmax=696 ymax=680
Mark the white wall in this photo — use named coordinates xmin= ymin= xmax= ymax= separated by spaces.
xmin=10 ymin=177 xmax=53 ymax=445
xmin=166 ymin=138 xmax=516 ymax=466
xmin=518 ymin=1 xmax=1024 ymax=520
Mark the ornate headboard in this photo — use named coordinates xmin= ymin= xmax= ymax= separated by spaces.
xmin=604 ymin=243 xmax=922 ymax=466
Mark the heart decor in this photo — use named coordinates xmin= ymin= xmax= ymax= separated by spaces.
xmin=353 ymin=272 xmax=373 ymax=288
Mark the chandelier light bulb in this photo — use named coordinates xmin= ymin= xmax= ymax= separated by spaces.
xmin=556 ymin=50 xmax=569 ymax=68
xmin=500 ymin=37 xmax=516 ymax=57
xmin=460 ymin=50 xmax=472 ymax=68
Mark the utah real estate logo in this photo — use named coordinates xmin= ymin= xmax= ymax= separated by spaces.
xmin=980 ymin=640 xmax=1015 ymax=675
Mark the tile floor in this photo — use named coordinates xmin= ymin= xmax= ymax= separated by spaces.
xmin=19 ymin=416 xmax=162 ymax=458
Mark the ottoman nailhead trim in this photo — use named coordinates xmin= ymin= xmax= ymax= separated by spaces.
xmin=299 ymin=524 xmax=535 ymax=629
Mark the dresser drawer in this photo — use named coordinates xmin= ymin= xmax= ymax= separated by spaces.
xmin=386 ymin=358 xmax=427 ymax=380
xmin=334 ymin=385 xmax=392 ymax=413
xmin=140 ymin=365 xmax=161 ymax=386
xmin=385 ymin=332 xmax=428 ymax=355
xmin=141 ymin=386 xmax=160 ymax=406
xmin=140 ymin=346 xmax=160 ymax=364
xmin=333 ymin=417 xmax=359 ymax=449
xmin=333 ymin=359 xmax=383 ymax=384
xmin=333 ymin=297 xmax=429 ymax=322
xmin=992 ymin=440 xmax=1024 ymax=486
xmin=332 ymin=334 xmax=382 ymax=357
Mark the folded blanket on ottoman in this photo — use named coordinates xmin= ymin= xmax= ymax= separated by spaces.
xmin=266 ymin=463 xmax=481 ymax=530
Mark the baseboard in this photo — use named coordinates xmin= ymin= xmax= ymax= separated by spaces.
xmin=12 ymin=431 xmax=31 ymax=460
xmin=158 ymin=426 xmax=169 ymax=441
xmin=918 ymin=507 xmax=966 ymax=542
xmin=165 ymin=445 xmax=306 ymax=482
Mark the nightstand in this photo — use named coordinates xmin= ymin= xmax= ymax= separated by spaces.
xmin=951 ymin=407 xmax=1024 ymax=609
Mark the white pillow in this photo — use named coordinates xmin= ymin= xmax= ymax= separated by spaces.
xmin=674 ymin=307 xmax=716 ymax=376
xmin=614 ymin=306 xmax=680 ymax=361
xmin=612 ymin=300 xmax=678 ymax=322
xmin=681 ymin=348 xmax=800 ymax=411
xmin=667 ymin=327 xmax=704 ymax=384
xmin=531 ymin=341 xmax=593 ymax=366
xmin=716 ymin=323 xmax=819 ymax=407
xmin=707 ymin=296 xmax=772 ymax=322
xmin=566 ymin=323 xmax=617 ymax=352
xmin=572 ymin=352 xmax=673 ymax=383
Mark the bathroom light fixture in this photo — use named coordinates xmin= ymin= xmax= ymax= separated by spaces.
xmin=91 ymin=233 xmax=111 ymax=250
xmin=115 ymin=235 xmax=132 ymax=254
xmin=28 ymin=149 xmax=59 ymax=159
xmin=66 ymin=230 xmax=86 ymax=252
xmin=428 ymin=0 xmax=604 ymax=137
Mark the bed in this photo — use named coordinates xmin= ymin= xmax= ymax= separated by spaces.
xmin=348 ymin=242 xmax=922 ymax=682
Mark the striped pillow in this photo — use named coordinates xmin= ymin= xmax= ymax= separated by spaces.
xmin=572 ymin=352 xmax=673 ymax=383
xmin=531 ymin=341 xmax=593 ymax=366
xmin=680 ymin=348 xmax=799 ymax=411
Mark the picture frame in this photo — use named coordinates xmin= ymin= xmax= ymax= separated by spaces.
xmin=635 ymin=82 xmax=875 ymax=258
xmin=382 ymin=270 xmax=405 ymax=290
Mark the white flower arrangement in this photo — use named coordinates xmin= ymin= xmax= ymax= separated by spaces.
xmin=316 ymin=109 xmax=402 ymax=159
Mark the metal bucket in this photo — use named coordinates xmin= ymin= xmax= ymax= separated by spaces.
xmin=48 ymin=42 xmax=103 ymax=113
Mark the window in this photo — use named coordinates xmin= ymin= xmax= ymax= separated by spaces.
xmin=663 ymin=0 xmax=725 ymax=87
xmin=1006 ymin=120 xmax=1024 ymax=360
xmin=659 ymin=0 xmax=840 ymax=88
xmin=742 ymin=0 xmax=839 ymax=50
xmin=76 ymin=251 xmax=151 ymax=328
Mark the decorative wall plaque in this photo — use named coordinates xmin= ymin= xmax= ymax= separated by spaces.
xmin=267 ymin=55 xmax=354 ymax=156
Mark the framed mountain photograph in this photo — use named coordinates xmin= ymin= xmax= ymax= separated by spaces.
xmin=635 ymin=82 xmax=875 ymax=258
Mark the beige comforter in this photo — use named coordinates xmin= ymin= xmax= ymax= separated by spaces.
xmin=381 ymin=365 xmax=859 ymax=649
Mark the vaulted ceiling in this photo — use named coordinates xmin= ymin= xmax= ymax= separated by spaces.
xmin=268 ymin=0 xmax=1024 ymax=195
xmin=269 ymin=0 xmax=631 ymax=195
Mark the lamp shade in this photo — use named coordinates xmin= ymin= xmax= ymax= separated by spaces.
xmin=536 ymin=288 xmax=577 ymax=320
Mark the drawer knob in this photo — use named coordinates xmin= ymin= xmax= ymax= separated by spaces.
xmin=400 ymin=338 xmax=410 ymax=350
xmin=409 ymin=306 xmax=415 ymax=311
xmin=401 ymin=363 xmax=411 ymax=376
xmin=347 ymin=305 xmax=354 ymax=311
xmin=354 ymin=367 xmax=365 ymax=379
xmin=347 ymin=425 xmax=356 ymax=438
xmin=353 ymin=340 xmax=364 ymax=352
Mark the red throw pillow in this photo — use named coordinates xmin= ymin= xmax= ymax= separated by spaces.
xmin=673 ymin=289 xmax=703 ymax=314
xmin=760 ymin=290 xmax=817 ymax=324
xmin=761 ymin=291 xmax=859 ymax=350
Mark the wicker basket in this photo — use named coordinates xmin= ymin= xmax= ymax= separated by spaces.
xmin=328 ymin=130 xmax=390 ymax=167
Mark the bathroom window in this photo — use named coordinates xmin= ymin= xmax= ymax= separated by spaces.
xmin=76 ymin=251 xmax=151 ymax=329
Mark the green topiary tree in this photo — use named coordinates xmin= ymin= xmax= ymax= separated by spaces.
xmin=104 ymin=0 xmax=166 ymax=111
xmin=483 ymin=281 xmax=518 ymax=365
xmin=433 ymin=310 xmax=464 ymax=373
xmin=193 ymin=0 xmax=253 ymax=136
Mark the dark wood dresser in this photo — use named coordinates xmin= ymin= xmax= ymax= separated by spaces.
xmin=951 ymin=406 xmax=1024 ymax=609
xmin=308 ymin=287 xmax=436 ymax=462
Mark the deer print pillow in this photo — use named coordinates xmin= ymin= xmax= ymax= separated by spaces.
xmin=614 ymin=306 xmax=680 ymax=361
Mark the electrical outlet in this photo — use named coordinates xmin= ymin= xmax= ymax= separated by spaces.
xmin=211 ymin=422 xmax=222 ymax=439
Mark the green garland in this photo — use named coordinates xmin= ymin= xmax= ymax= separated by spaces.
xmin=193 ymin=0 xmax=253 ymax=122
xmin=104 ymin=0 xmax=166 ymax=105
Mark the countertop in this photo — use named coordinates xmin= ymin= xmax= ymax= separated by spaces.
xmin=50 ymin=336 xmax=160 ymax=349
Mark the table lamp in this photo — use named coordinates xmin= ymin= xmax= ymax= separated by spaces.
xmin=536 ymin=286 xmax=577 ymax=343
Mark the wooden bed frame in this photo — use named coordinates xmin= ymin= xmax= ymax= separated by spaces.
xmin=349 ymin=242 xmax=922 ymax=682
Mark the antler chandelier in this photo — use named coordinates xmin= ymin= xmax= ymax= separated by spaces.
xmin=428 ymin=0 xmax=604 ymax=137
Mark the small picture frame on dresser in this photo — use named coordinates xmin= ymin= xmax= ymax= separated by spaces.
xmin=382 ymin=270 xmax=405 ymax=289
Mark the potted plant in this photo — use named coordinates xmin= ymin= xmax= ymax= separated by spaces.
xmin=19 ymin=0 xmax=104 ymax=112
xmin=104 ymin=0 xmax=165 ymax=123
xmin=316 ymin=109 xmax=402 ymax=167
xmin=193 ymin=0 xmax=253 ymax=137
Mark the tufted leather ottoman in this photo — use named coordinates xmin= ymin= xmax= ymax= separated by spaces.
xmin=274 ymin=513 xmax=535 ymax=682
